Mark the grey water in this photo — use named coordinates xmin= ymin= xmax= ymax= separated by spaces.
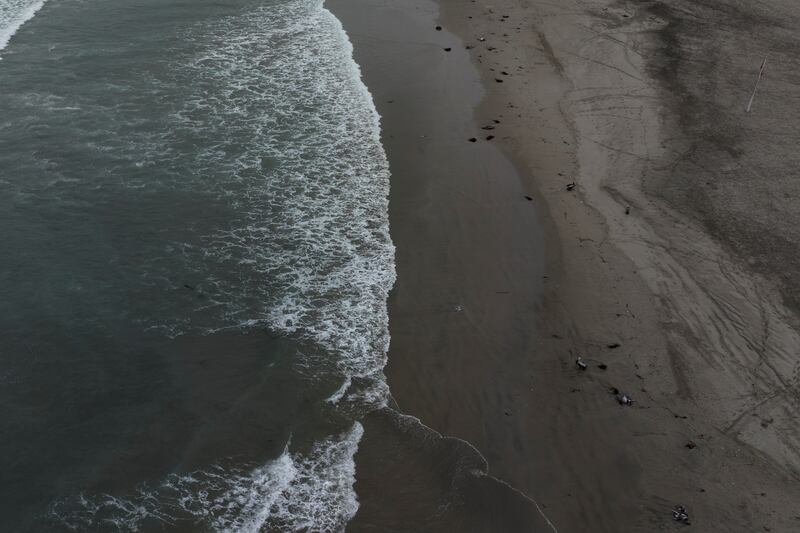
xmin=0 ymin=0 xmax=394 ymax=530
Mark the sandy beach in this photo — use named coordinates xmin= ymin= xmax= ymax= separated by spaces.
xmin=331 ymin=0 xmax=800 ymax=530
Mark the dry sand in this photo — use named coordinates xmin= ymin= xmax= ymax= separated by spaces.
xmin=333 ymin=0 xmax=800 ymax=530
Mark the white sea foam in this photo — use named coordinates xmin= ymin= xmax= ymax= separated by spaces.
xmin=46 ymin=0 xmax=392 ymax=530
xmin=0 ymin=0 xmax=46 ymax=56
xmin=50 ymin=423 xmax=364 ymax=532
xmin=126 ymin=0 xmax=397 ymax=402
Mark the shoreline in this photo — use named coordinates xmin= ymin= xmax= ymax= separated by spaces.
xmin=334 ymin=0 xmax=800 ymax=531
xmin=329 ymin=0 xmax=556 ymax=529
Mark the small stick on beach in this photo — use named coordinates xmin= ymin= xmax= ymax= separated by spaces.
xmin=745 ymin=56 xmax=767 ymax=113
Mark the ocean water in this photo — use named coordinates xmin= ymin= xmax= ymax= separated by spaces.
xmin=0 ymin=0 xmax=394 ymax=530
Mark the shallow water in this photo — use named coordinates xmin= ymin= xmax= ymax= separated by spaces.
xmin=0 ymin=0 xmax=393 ymax=530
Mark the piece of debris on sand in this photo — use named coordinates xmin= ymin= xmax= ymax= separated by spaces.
xmin=615 ymin=391 xmax=633 ymax=406
xmin=672 ymin=505 xmax=690 ymax=524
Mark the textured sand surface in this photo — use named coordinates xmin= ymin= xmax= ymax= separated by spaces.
xmin=336 ymin=0 xmax=800 ymax=530
xmin=442 ymin=0 xmax=800 ymax=529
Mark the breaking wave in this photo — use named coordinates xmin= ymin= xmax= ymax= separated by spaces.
xmin=0 ymin=0 xmax=46 ymax=55
xmin=50 ymin=424 xmax=364 ymax=532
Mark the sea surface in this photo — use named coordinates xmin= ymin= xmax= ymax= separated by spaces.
xmin=0 ymin=0 xmax=394 ymax=530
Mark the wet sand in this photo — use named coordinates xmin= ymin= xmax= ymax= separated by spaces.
xmin=333 ymin=0 xmax=800 ymax=531
xmin=330 ymin=0 xmax=554 ymax=530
